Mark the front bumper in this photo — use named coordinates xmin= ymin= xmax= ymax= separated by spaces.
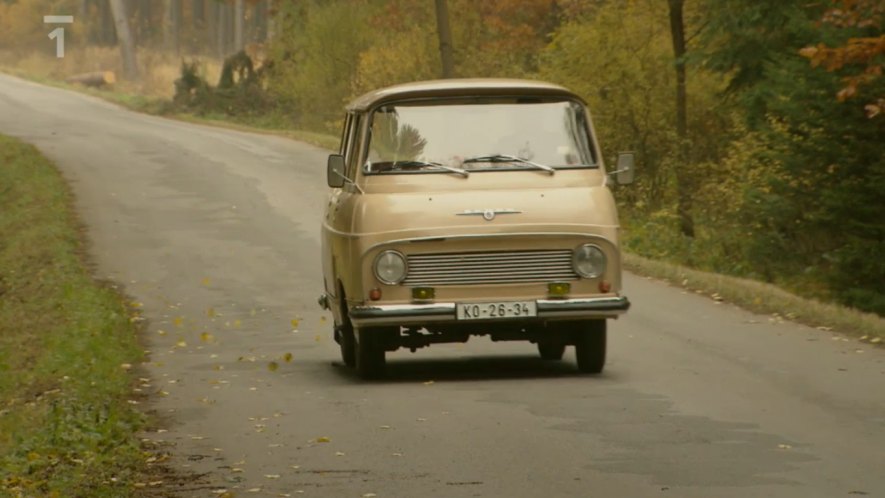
xmin=348 ymin=296 xmax=630 ymax=327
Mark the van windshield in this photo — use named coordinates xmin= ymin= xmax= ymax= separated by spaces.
xmin=363 ymin=99 xmax=596 ymax=175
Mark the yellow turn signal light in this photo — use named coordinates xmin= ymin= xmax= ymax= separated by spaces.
xmin=412 ymin=287 xmax=435 ymax=300
xmin=548 ymin=282 xmax=571 ymax=297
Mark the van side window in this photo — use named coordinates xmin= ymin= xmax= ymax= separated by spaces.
xmin=339 ymin=114 xmax=353 ymax=156
xmin=345 ymin=114 xmax=363 ymax=178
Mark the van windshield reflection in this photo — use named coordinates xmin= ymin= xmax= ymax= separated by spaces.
xmin=364 ymin=99 xmax=595 ymax=175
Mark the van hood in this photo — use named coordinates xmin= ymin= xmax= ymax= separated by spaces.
xmin=351 ymin=186 xmax=619 ymax=237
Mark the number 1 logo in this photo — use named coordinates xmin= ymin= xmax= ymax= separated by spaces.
xmin=44 ymin=15 xmax=74 ymax=58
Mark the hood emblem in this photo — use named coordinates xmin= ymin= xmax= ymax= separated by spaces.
xmin=457 ymin=208 xmax=522 ymax=221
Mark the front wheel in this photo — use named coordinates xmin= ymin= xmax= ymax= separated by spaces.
xmin=338 ymin=324 xmax=356 ymax=367
xmin=537 ymin=342 xmax=566 ymax=360
xmin=574 ymin=320 xmax=607 ymax=374
xmin=355 ymin=327 xmax=387 ymax=379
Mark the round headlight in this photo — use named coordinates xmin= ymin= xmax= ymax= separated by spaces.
xmin=374 ymin=250 xmax=407 ymax=285
xmin=573 ymin=244 xmax=607 ymax=278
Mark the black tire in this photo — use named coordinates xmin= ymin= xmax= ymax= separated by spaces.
xmin=336 ymin=289 xmax=356 ymax=367
xmin=339 ymin=324 xmax=356 ymax=367
xmin=574 ymin=320 xmax=607 ymax=374
xmin=537 ymin=342 xmax=566 ymax=360
xmin=355 ymin=327 xmax=386 ymax=379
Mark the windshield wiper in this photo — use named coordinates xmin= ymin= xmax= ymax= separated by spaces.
xmin=393 ymin=160 xmax=469 ymax=178
xmin=462 ymin=154 xmax=556 ymax=175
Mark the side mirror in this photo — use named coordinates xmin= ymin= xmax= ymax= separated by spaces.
xmin=614 ymin=152 xmax=635 ymax=185
xmin=327 ymin=154 xmax=346 ymax=188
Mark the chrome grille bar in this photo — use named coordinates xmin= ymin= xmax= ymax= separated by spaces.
xmin=403 ymin=249 xmax=577 ymax=286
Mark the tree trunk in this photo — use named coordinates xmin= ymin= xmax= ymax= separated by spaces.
xmin=66 ymin=71 xmax=116 ymax=87
xmin=136 ymin=0 xmax=152 ymax=45
xmin=266 ymin=0 xmax=275 ymax=42
xmin=207 ymin=0 xmax=219 ymax=55
xmin=163 ymin=0 xmax=180 ymax=54
xmin=109 ymin=0 xmax=138 ymax=80
xmin=253 ymin=0 xmax=268 ymax=42
xmin=434 ymin=0 xmax=455 ymax=78
xmin=217 ymin=1 xmax=229 ymax=59
xmin=234 ymin=0 xmax=245 ymax=51
xmin=668 ymin=0 xmax=695 ymax=238
xmin=264 ymin=0 xmax=277 ymax=42
xmin=192 ymin=0 xmax=205 ymax=27
xmin=100 ymin=0 xmax=116 ymax=45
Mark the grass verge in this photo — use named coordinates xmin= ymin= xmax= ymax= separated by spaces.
xmin=624 ymin=252 xmax=885 ymax=342
xmin=0 ymin=135 xmax=146 ymax=496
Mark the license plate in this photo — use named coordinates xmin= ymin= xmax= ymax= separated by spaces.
xmin=456 ymin=301 xmax=537 ymax=320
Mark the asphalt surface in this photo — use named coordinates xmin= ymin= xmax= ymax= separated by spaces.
xmin=1 ymin=73 xmax=884 ymax=498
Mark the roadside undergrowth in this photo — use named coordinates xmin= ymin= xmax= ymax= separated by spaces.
xmin=624 ymin=253 xmax=885 ymax=342
xmin=0 ymin=135 xmax=147 ymax=496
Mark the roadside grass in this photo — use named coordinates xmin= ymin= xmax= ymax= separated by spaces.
xmin=0 ymin=135 xmax=147 ymax=496
xmin=624 ymin=253 xmax=885 ymax=342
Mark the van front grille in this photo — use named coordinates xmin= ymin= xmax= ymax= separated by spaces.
xmin=403 ymin=249 xmax=577 ymax=286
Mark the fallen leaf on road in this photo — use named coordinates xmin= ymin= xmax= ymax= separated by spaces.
xmin=423 ymin=380 xmax=434 ymax=385
xmin=335 ymin=452 xmax=345 ymax=456
xmin=234 ymin=319 xmax=242 ymax=328
xmin=777 ymin=444 xmax=792 ymax=450
xmin=268 ymin=362 xmax=279 ymax=372
xmin=201 ymin=277 xmax=211 ymax=286
xmin=265 ymin=474 xmax=281 ymax=479
xmin=315 ymin=436 xmax=331 ymax=443
xmin=176 ymin=340 xmax=187 ymax=348
xmin=200 ymin=332 xmax=215 ymax=343
xmin=231 ymin=468 xmax=244 ymax=473
xmin=157 ymin=329 xmax=167 ymax=335
xmin=283 ymin=352 xmax=293 ymax=363
xmin=291 ymin=318 xmax=300 ymax=328
xmin=363 ymin=494 xmax=377 ymax=497
xmin=871 ymin=337 xmax=882 ymax=344
xmin=320 ymin=316 xmax=327 ymax=323
xmin=379 ymin=425 xmax=391 ymax=430
xmin=207 ymin=307 xmax=217 ymax=317
xmin=247 ymin=488 xmax=262 ymax=493
xmin=173 ymin=317 xmax=184 ymax=327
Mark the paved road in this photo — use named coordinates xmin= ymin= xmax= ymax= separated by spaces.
xmin=2 ymin=73 xmax=884 ymax=498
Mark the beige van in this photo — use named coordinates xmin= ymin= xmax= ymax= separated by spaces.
xmin=318 ymin=79 xmax=633 ymax=378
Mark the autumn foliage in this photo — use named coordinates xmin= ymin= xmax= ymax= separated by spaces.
xmin=800 ymin=0 xmax=885 ymax=117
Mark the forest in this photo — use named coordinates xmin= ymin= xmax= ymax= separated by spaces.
xmin=0 ymin=0 xmax=882 ymax=315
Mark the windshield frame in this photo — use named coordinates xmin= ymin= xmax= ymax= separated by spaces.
xmin=360 ymin=96 xmax=599 ymax=176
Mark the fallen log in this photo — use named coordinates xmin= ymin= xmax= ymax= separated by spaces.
xmin=65 ymin=71 xmax=116 ymax=87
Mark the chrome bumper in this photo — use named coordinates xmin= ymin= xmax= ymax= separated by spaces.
xmin=348 ymin=296 xmax=630 ymax=327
